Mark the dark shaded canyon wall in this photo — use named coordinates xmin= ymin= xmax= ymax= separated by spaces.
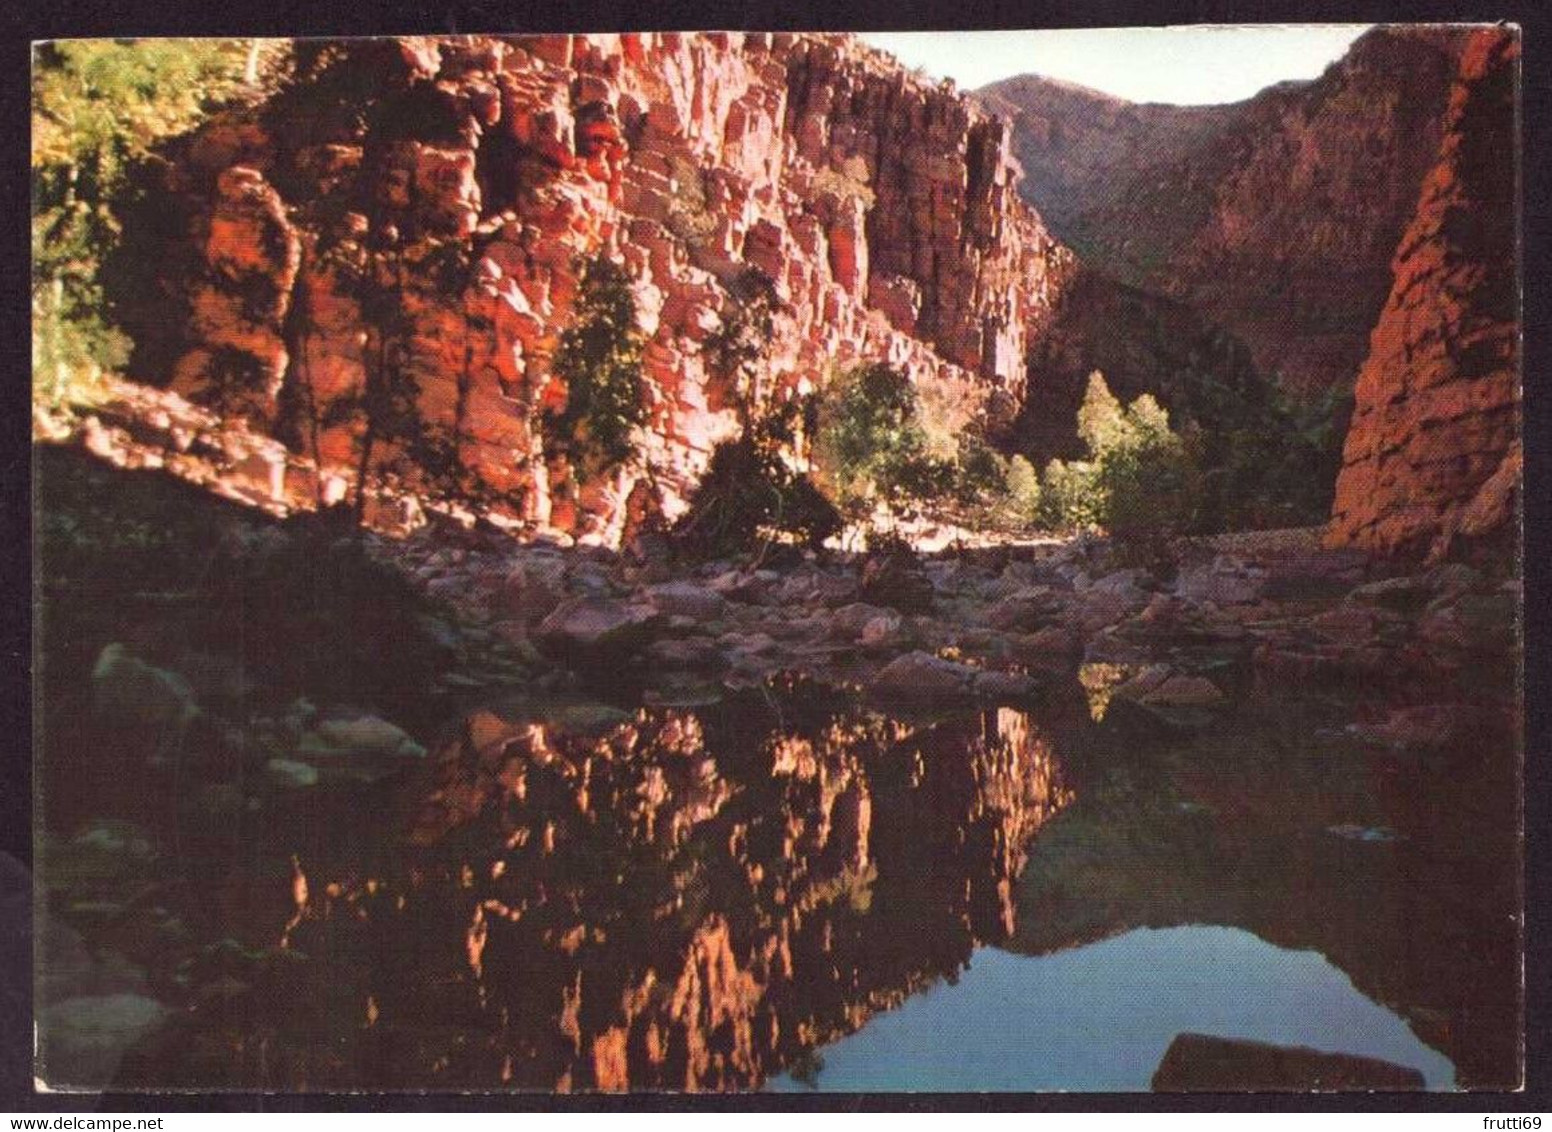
xmin=113 ymin=34 xmax=1073 ymax=539
xmin=1326 ymin=28 xmax=1520 ymax=563
xmin=986 ymin=26 xmax=1467 ymax=395
xmin=1015 ymin=264 xmax=1267 ymax=464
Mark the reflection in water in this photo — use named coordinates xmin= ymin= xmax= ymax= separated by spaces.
xmin=768 ymin=927 xmax=1455 ymax=1092
xmin=195 ymin=684 xmax=1072 ymax=1090
xmin=1005 ymin=691 xmax=1522 ymax=1090
xmin=86 ymin=678 xmax=1519 ymax=1092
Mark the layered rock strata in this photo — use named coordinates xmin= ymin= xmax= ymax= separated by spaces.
xmin=1326 ymin=28 xmax=1520 ymax=561
xmin=986 ymin=27 xmax=1469 ymax=394
xmin=114 ymin=34 xmax=1073 ymax=539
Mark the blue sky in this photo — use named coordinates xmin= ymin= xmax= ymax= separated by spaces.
xmin=859 ymin=26 xmax=1372 ymax=105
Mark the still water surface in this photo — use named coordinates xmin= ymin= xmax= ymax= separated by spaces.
xmin=44 ymin=677 xmax=1517 ymax=1091
xmin=768 ymin=927 xmax=1456 ymax=1091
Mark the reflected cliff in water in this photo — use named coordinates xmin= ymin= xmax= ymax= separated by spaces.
xmin=60 ymin=671 xmax=1520 ymax=1092
xmin=142 ymin=682 xmax=1072 ymax=1090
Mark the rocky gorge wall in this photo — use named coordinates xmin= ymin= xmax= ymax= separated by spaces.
xmin=987 ymin=27 xmax=1467 ymax=396
xmin=1326 ymin=27 xmax=1520 ymax=562
xmin=112 ymin=33 xmax=1073 ymax=540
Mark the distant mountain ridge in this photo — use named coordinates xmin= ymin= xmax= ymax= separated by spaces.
xmin=983 ymin=26 xmax=1469 ymax=394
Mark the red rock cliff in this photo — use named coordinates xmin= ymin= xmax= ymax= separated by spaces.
xmin=1326 ymin=28 xmax=1520 ymax=562
xmin=114 ymin=34 xmax=1072 ymax=539
xmin=986 ymin=27 xmax=1467 ymax=395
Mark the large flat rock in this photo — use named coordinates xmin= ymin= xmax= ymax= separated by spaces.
xmin=1152 ymin=1032 xmax=1426 ymax=1092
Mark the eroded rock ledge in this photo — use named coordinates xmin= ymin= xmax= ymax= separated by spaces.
xmin=1326 ymin=28 xmax=1520 ymax=562
xmin=112 ymin=33 xmax=1073 ymax=541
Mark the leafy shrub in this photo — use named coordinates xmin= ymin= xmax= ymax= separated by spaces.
xmin=812 ymin=156 xmax=877 ymax=209
xmin=1038 ymin=457 xmax=1105 ymax=531
xmin=32 ymin=40 xmax=285 ymax=408
xmin=703 ymin=268 xmax=781 ymax=417
xmin=543 ymin=256 xmax=648 ymax=484
xmin=1200 ymin=384 xmax=1351 ymax=530
xmin=673 ymin=398 xmax=841 ymax=561
xmin=664 ymin=155 xmax=719 ymax=247
xmin=815 ymin=362 xmax=1054 ymax=534
xmin=1003 ymin=455 xmax=1042 ymax=522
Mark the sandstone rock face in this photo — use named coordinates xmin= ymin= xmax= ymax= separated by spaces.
xmin=1326 ymin=28 xmax=1520 ymax=562
xmin=987 ymin=27 xmax=1468 ymax=394
xmin=116 ymin=34 xmax=1073 ymax=539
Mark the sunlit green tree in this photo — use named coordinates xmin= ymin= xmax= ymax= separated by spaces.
xmin=1040 ymin=370 xmax=1201 ymax=539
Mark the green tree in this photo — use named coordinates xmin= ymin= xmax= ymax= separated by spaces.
xmin=31 ymin=39 xmax=285 ymax=407
xmin=1039 ymin=371 xmax=1200 ymax=539
xmin=672 ymin=397 xmax=841 ymax=562
xmin=950 ymin=433 xmax=1011 ymax=511
xmin=1075 ymin=369 xmax=1129 ymax=454
xmin=308 ymin=233 xmax=504 ymax=524
xmin=1003 ymin=454 xmax=1042 ymax=524
xmin=703 ymin=268 xmax=780 ymax=423
xmin=813 ymin=362 xmax=945 ymax=519
xmin=542 ymin=256 xmax=648 ymax=485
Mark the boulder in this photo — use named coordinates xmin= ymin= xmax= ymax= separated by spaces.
xmin=646 ymin=580 xmax=728 ymax=621
xmin=1107 ymin=668 xmax=1226 ymax=735
xmin=707 ymin=569 xmax=782 ymax=605
xmin=91 ymin=644 xmax=200 ymax=742
xmin=983 ymin=586 xmax=1062 ymax=632
xmin=283 ymin=713 xmax=427 ymax=786
xmin=264 ymin=758 xmax=320 ymax=789
xmin=860 ymin=613 xmax=903 ymax=648
xmin=37 ymin=919 xmax=148 ymax=1004
xmin=1008 ymin=625 xmax=1082 ymax=666
xmin=1139 ymin=674 xmax=1227 ymax=709
xmin=537 ymin=597 xmax=664 ymax=659
xmin=499 ymin=555 xmax=569 ymax=623
xmin=1417 ymin=592 xmax=1517 ymax=654
xmin=1089 ymin=567 xmax=1154 ymax=600
xmin=858 ymin=552 xmax=934 ymax=614
xmin=1174 ymin=558 xmax=1266 ymax=605
xmin=1348 ymin=574 xmax=1437 ymax=611
xmin=1112 ymin=664 xmax=1174 ymax=702
xmin=827 ymin=602 xmax=896 ymax=641
xmin=868 ymin=651 xmax=976 ymax=703
xmin=312 ymin=715 xmax=424 ymax=757
xmin=41 ymin=821 xmax=157 ymax=905
xmin=645 ymin=636 xmax=727 ymax=672
xmin=972 ymin=670 xmax=1040 ymax=700
xmin=38 ymin=993 xmax=170 ymax=1089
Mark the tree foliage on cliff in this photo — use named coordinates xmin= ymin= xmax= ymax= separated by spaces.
xmin=543 ymin=256 xmax=648 ymax=484
xmin=703 ymin=268 xmax=781 ymax=420
xmin=290 ymin=231 xmax=509 ymax=522
xmin=813 ymin=363 xmax=947 ymax=519
xmin=31 ymin=39 xmax=287 ymax=406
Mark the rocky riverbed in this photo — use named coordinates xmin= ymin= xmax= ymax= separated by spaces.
xmin=29 ymin=446 xmax=1521 ymax=1091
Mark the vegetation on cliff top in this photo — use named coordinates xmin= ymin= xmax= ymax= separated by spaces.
xmin=31 ymin=40 xmax=287 ymax=409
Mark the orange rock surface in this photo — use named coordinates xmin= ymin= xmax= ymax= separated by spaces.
xmin=117 ymin=34 xmax=1074 ymax=539
xmin=1326 ymin=28 xmax=1520 ymax=561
